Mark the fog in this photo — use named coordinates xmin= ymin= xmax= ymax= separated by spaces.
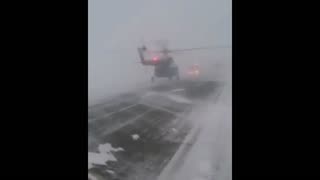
xmin=89 ymin=1 xmax=231 ymax=179
xmin=89 ymin=0 xmax=231 ymax=105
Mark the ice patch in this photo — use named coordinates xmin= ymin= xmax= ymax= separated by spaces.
xmin=106 ymin=169 xmax=115 ymax=175
xmin=171 ymin=88 xmax=185 ymax=92
xmin=172 ymin=128 xmax=178 ymax=133
xmin=88 ymin=143 xmax=124 ymax=169
xmin=88 ymin=173 xmax=97 ymax=180
xmin=88 ymin=152 xmax=117 ymax=166
xmin=131 ymin=134 xmax=140 ymax=140
xmin=98 ymin=143 xmax=124 ymax=153
xmin=142 ymin=91 xmax=191 ymax=105
xmin=166 ymin=94 xmax=192 ymax=104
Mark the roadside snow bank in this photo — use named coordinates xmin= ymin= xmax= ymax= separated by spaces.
xmin=158 ymin=83 xmax=231 ymax=180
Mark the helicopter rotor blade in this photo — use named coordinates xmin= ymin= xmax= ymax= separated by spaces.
xmin=168 ymin=46 xmax=231 ymax=53
xmin=146 ymin=46 xmax=231 ymax=54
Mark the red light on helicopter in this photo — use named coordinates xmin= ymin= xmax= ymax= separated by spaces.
xmin=152 ymin=56 xmax=158 ymax=61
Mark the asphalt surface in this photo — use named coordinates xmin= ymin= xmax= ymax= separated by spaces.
xmin=88 ymin=80 xmax=223 ymax=180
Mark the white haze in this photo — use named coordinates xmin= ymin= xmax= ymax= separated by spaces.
xmin=157 ymin=48 xmax=232 ymax=179
xmin=89 ymin=0 xmax=231 ymax=105
xmin=89 ymin=0 xmax=232 ymax=179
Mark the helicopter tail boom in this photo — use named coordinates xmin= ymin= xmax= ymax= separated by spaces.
xmin=138 ymin=46 xmax=157 ymax=66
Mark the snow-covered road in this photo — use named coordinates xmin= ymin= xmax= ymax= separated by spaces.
xmin=88 ymin=80 xmax=231 ymax=180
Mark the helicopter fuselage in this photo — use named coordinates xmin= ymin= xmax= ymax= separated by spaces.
xmin=138 ymin=45 xmax=181 ymax=82
xmin=154 ymin=58 xmax=179 ymax=78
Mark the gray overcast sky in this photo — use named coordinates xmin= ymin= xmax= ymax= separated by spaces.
xmin=89 ymin=0 xmax=231 ymax=105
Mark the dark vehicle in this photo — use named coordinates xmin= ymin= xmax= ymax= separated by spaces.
xmin=187 ymin=64 xmax=200 ymax=77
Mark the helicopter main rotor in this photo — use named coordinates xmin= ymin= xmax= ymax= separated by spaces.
xmin=143 ymin=46 xmax=230 ymax=55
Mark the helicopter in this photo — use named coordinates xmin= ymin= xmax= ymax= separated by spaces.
xmin=137 ymin=42 xmax=216 ymax=82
